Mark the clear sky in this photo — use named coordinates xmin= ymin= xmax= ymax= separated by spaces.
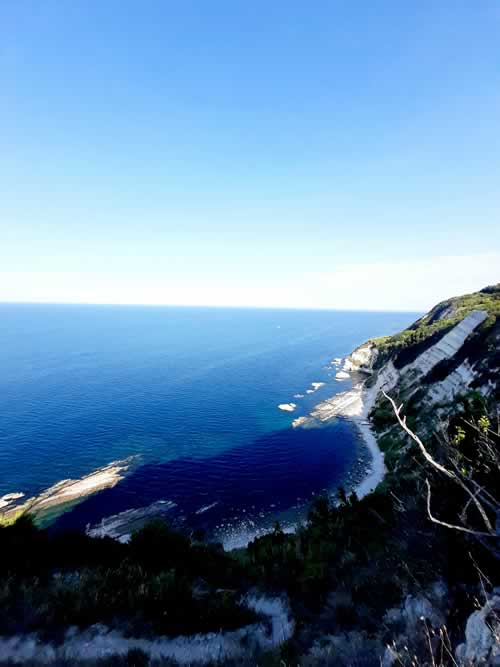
xmin=1 ymin=1 xmax=499 ymax=311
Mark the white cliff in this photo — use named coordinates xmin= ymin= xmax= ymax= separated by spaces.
xmin=404 ymin=310 xmax=487 ymax=378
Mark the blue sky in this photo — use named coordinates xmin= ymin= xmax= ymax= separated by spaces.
xmin=1 ymin=1 xmax=499 ymax=310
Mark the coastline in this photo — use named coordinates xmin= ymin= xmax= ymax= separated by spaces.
xmin=352 ymin=415 xmax=385 ymax=499
xmin=295 ymin=373 xmax=385 ymax=500
xmin=0 ymin=458 xmax=135 ymax=525
xmin=1 ymin=356 xmax=385 ymax=548
xmin=222 ymin=377 xmax=386 ymax=550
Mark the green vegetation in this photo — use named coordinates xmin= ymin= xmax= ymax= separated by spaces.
xmin=0 ymin=284 xmax=498 ymax=664
xmin=0 ymin=391 xmax=498 ymax=664
xmin=0 ymin=517 xmax=253 ymax=640
xmin=0 ymin=509 xmax=24 ymax=527
xmin=371 ymin=283 xmax=500 ymax=369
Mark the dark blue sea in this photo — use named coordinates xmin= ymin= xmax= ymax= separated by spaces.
xmin=0 ymin=304 xmax=417 ymax=546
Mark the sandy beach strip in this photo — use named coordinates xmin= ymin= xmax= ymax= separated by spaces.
xmin=295 ymin=380 xmax=386 ymax=499
xmin=352 ymin=419 xmax=385 ymax=498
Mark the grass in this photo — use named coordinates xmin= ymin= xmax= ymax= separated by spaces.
xmin=0 ymin=509 xmax=25 ymax=527
xmin=371 ymin=283 xmax=500 ymax=369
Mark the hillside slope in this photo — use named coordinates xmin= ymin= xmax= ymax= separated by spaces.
xmin=282 ymin=284 xmax=500 ymax=665
xmin=348 ymin=283 xmax=499 ymax=428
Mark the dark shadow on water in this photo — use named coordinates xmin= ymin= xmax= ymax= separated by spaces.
xmin=54 ymin=420 xmax=368 ymax=538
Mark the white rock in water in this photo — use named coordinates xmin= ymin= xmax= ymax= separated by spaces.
xmin=336 ymin=371 xmax=350 ymax=380
xmin=311 ymin=382 xmax=326 ymax=390
xmin=0 ymin=492 xmax=25 ymax=509
xmin=278 ymin=403 xmax=297 ymax=412
xmin=293 ymin=393 xmax=304 ymax=398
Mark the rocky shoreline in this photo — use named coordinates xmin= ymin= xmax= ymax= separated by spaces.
xmin=292 ymin=345 xmax=386 ymax=500
xmin=1 ymin=344 xmax=384 ymax=544
xmin=0 ymin=458 xmax=135 ymax=525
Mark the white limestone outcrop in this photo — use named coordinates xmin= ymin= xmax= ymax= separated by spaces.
xmin=404 ymin=310 xmax=487 ymax=378
xmin=0 ymin=594 xmax=294 ymax=665
xmin=370 ymin=309 xmax=487 ymax=408
xmin=456 ymin=591 xmax=500 ymax=665
xmin=343 ymin=343 xmax=378 ymax=373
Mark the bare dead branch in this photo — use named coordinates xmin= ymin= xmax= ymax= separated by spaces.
xmin=425 ymin=480 xmax=493 ymax=537
xmin=460 ymin=489 xmax=481 ymax=524
xmin=467 ymin=478 xmax=500 ymax=511
xmin=383 ymin=391 xmax=455 ymax=479
xmin=383 ymin=391 xmax=495 ymax=534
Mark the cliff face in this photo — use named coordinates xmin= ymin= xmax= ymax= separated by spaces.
xmin=347 ymin=284 xmax=500 ymax=429
xmin=320 ymin=286 xmax=500 ymax=666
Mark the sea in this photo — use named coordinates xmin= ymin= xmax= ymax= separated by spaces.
xmin=0 ymin=304 xmax=418 ymax=547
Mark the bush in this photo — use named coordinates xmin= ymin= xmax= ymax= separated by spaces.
xmin=0 ymin=517 xmax=255 ymax=639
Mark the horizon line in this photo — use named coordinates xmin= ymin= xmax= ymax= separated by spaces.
xmin=0 ymin=299 xmax=423 ymax=314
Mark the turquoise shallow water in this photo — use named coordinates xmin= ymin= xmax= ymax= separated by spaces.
xmin=0 ymin=304 xmax=417 ymax=543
